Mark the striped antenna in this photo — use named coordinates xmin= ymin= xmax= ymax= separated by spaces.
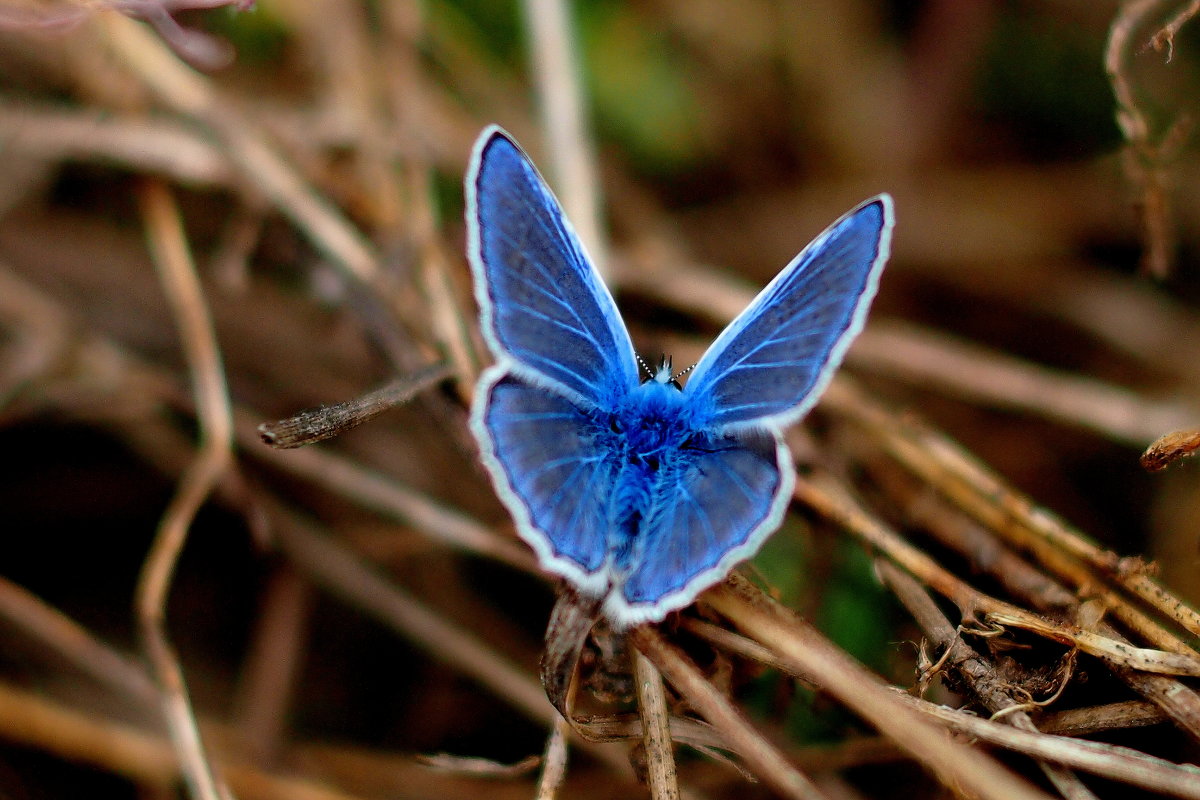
xmin=636 ymin=353 xmax=654 ymax=382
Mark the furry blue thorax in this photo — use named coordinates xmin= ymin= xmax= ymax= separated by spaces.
xmin=593 ymin=378 xmax=705 ymax=573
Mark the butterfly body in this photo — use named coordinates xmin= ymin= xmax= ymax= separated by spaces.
xmin=467 ymin=126 xmax=893 ymax=627
xmin=479 ymin=367 xmax=785 ymax=614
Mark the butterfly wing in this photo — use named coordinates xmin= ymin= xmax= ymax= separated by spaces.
xmin=684 ymin=196 xmax=893 ymax=431
xmin=468 ymin=126 xmax=637 ymax=591
xmin=605 ymin=428 xmax=793 ymax=625
xmin=472 ymin=370 xmax=615 ymax=595
xmin=467 ymin=126 xmax=639 ymax=408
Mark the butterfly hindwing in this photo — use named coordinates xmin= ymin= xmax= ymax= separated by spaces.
xmin=609 ymin=428 xmax=792 ymax=623
xmin=684 ymin=196 xmax=893 ymax=430
xmin=468 ymin=127 xmax=639 ymax=408
xmin=475 ymin=370 xmax=616 ymax=595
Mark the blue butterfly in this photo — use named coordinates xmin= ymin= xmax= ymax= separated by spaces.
xmin=467 ymin=126 xmax=893 ymax=627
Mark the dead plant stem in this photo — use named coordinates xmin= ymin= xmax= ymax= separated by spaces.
xmin=136 ymin=180 xmax=233 ymax=800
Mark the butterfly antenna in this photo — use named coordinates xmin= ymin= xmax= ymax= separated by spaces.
xmin=636 ymin=353 xmax=654 ymax=381
xmin=673 ymin=363 xmax=696 ymax=382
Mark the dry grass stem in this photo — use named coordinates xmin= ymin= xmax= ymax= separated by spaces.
xmin=0 ymin=575 xmax=158 ymax=707
xmin=1141 ymin=427 xmax=1200 ymax=471
xmin=383 ymin=4 xmax=484 ymax=398
xmin=1150 ymin=0 xmax=1200 ymax=57
xmin=1105 ymin=0 xmax=1187 ymax=277
xmin=264 ymin=506 xmax=630 ymax=774
xmin=1040 ymin=701 xmax=1169 ymax=737
xmin=268 ymin=510 xmax=552 ymax=727
xmin=0 ymin=99 xmax=232 ymax=185
xmin=822 ymin=379 xmax=1200 ymax=644
xmin=682 ymin=618 xmax=820 ymax=688
xmin=2 ymin=4 xmax=1198 ymax=798
xmin=851 ymin=320 xmax=1200 ymax=446
xmin=705 ymin=578 xmax=1054 ymax=800
xmin=794 ymin=470 xmax=1200 ymax=675
xmin=534 ymin=717 xmax=571 ymax=800
xmin=258 ymin=364 xmax=453 ymax=449
xmin=136 ymin=179 xmax=233 ymax=800
xmin=894 ymin=693 xmax=1200 ymax=798
xmin=230 ymin=566 xmax=312 ymax=764
xmin=633 ymin=648 xmax=681 ymax=800
xmin=867 ymin=458 xmax=1200 ymax=740
xmin=520 ymin=0 xmax=607 ymax=273
xmin=100 ymin=13 xmax=382 ymax=286
xmin=0 ymin=680 xmax=382 ymax=800
xmin=248 ymin=411 xmax=535 ymax=572
xmin=632 ymin=625 xmax=830 ymax=800
xmin=876 ymin=559 xmax=1100 ymax=800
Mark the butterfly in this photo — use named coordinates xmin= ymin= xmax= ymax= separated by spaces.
xmin=467 ymin=125 xmax=893 ymax=628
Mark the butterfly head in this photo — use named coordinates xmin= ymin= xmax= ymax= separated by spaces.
xmin=637 ymin=354 xmax=692 ymax=391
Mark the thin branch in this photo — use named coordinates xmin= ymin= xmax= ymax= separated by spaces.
xmin=877 ymin=559 xmax=1100 ymax=800
xmin=258 ymin=364 xmax=452 ymax=449
xmin=520 ymin=0 xmax=608 ymax=273
xmin=895 ymin=693 xmax=1200 ymax=798
xmin=866 ymin=455 xmax=1200 ymax=741
xmin=793 ymin=470 xmax=1200 ymax=676
xmin=703 ymin=578 xmax=1054 ymax=800
xmin=135 ymin=179 xmax=233 ymax=800
xmin=1141 ymin=427 xmax=1200 ymax=471
xmin=709 ymin=575 xmax=1200 ymax=795
xmin=100 ymin=13 xmax=382 ymax=286
xmin=247 ymin=407 xmax=535 ymax=574
xmin=0 ymin=575 xmax=157 ymax=707
xmin=822 ymin=378 xmax=1200 ymax=646
xmin=264 ymin=503 xmax=631 ymax=776
xmin=534 ymin=717 xmax=571 ymax=800
xmin=632 ymin=626 xmax=830 ymax=800
xmin=850 ymin=320 xmax=1200 ymax=446
xmin=230 ymin=566 xmax=312 ymax=764
xmin=1041 ymin=701 xmax=1168 ymax=737
xmin=0 ymin=99 xmax=231 ymax=185
xmin=0 ymin=680 xmax=377 ymax=800
xmin=382 ymin=3 xmax=484 ymax=399
xmin=1105 ymin=0 xmax=1186 ymax=277
xmin=1150 ymin=0 xmax=1200 ymax=58
xmin=634 ymin=648 xmax=681 ymax=800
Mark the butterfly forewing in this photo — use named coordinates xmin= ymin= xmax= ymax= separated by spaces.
xmin=468 ymin=128 xmax=639 ymax=408
xmin=684 ymin=197 xmax=893 ymax=430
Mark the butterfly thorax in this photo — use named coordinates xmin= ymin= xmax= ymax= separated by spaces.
xmin=609 ymin=379 xmax=694 ymax=455
xmin=596 ymin=379 xmax=703 ymax=573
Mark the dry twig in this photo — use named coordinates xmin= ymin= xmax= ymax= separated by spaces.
xmin=633 ymin=649 xmax=681 ymax=800
xmin=702 ymin=578 xmax=1053 ymax=800
xmin=136 ymin=180 xmax=233 ymax=800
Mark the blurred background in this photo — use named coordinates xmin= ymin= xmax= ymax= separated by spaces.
xmin=0 ymin=0 xmax=1199 ymax=798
